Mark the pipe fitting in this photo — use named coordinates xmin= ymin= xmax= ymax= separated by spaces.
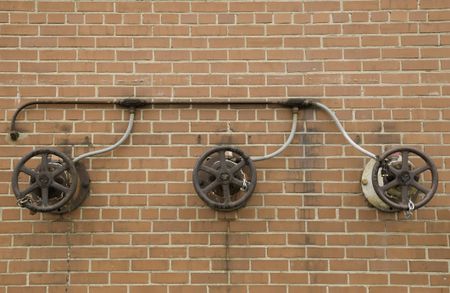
xmin=117 ymin=98 xmax=148 ymax=109
xmin=10 ymin=130 xmax=19 ymax=141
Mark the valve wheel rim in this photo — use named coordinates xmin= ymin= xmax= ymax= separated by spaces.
xmin=372 ymin=147 xmax=438 ymax=210
xmin=193 ymin=146 xmax=257 ymax=211
xmin=11 ymin=148 xmax=78 ymax=213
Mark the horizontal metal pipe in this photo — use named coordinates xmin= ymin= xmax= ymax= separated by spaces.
xmin=9 ymin=98 xmax=311 ymax=140
xmin=115 ymin=98 xmax=311 ymax=108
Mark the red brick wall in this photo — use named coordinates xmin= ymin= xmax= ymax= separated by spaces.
xmin=1 ymin=1 xmax=449 ymax=292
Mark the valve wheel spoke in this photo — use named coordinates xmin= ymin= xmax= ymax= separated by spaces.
xmin=51 ymin=181 xmax=71 ymax=194
xmin=199 ymin=165 xmax=219 ymax=176
xmin=218 ymin=150 xmax=226 ymax=165
xmin=411 ymin=180 xmax=431 ymax=195
xmin=222 ymin=183 xmax=231 ymax=204
xmin=388 ymin=164 xmax=401 ymax=176
xmin=230 ymin=160 xmax=246 ymax=174
xmin=52 ymin=163 xmax=69 ymax=178
xmin=381 ymin=178 xmax=400 ymax=192
xmin=20 ymin=166 xmax=38 ymax=178
xmin=231 ymin=177 xmax=244 ymax=188
xmin=19 ymin=182 xmax=39 ymax=197
xmin=41 ymin=187 xmax=49 ymax=207
xmin=412 ymin=165 xmax=430 ymax=177
xmin=202 ymin=179 xmax=220 ymax=194
xmin=40 ymin=153 xmax=50 ymax=172
xmin=401 ymin=185 xmax=409 ymax=205
xmin=401 ymin=151 xmax=409 ymax=171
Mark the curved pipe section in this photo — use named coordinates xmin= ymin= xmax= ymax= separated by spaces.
xmin=252 ymin=107 xmax=299 ymax=162
xmin=73 ymin=110 xmax=135 ymax=163
xmin=9 ymin=100 xmax=116 ymax=140
xmin=311 ymin=101 xmax=377 ymax=160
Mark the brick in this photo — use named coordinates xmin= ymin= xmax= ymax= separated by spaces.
xmin=284 ymin=37 xmax=321 ymax=48
xmin=350 ymin=273 xmax=388 ymax=285
xmin=0 ymin=37 xmax=19 ymax=48
xmin=190 ymin=2 xmax=226 ymax=12
xmin=345 ymin=48 xmax=380 ymax=59
xmin=154 ymin=50 xmax=189 ymax=61
xmin=267 ymin=24 xmax=303 ymax=35
xmin=307 ymin=49 xmax=342 ymax=60
xmin=40 ymin=50 xmax=76 ymax=62
xmin=343 ymin=23 xmax=379 ymax=34
xmin=98 ymin=86 xmax=133 ymax=97
xmin=363 ymin=60 xmax=400 ymax=71
xmin=391 ymin=274 xmax=429 ymax=285
xmin=229 ymin=25 xmax=265 ymax=36
xmin=153 ymin=2 xmax=189 ymax=12
xmin=0 ymin=1 xmax=34 ymax=11
xmin=304 ymin=1 xmax=340 ymax=11
xmin=246 ymin=37 xmax=282 ymax=48
xmin=115 ymin=2 xmax=152 ymax=12
xmin=381 ymin=73 xmax=419 ymax=84
xmin=403 ymin=86 xmax=440 ymax=96
xmin=229 ymin=2 xmax=265 ymax=12
xmin=268 ymin=2 xmax=302 ymax=12
xmin=134 ymin=38 xmax=170 ymax=48
xmin=381 ymin=0 xmax=417 ymax=9
xmin=402 ymin=35 xmax=439 ymax=47
xmin=343 ymin=73 xmax=379 ymax=84
xmin=422 ymin=73 xmax=450 ymax=84
xmin=151 ymin=273 xmax=189 ymax=284
xmin=310 ymin=273 xmax=347 ymax=284
xmin=0 ymin=25 xmax=37 ymax=36
xmin=40 ymin=25 xmax=76 ymax=36
xmin=421 ymin=0 xmax=450 ymax=9
xmin=19 ymin=86 xmax=56 ymax=97
xmin=77 ymin=2 xmax=113 ymax=12
xmin=428 ymin=10 xmax=450 ymax=21
xmin=97 ymin=62 xmax=133 ymax=73
xmin=344 ymin=1 xmax=379 ymax=11
xmin=116 ymin=25 xmax=152 ymax=36
xmin=0 ymin=49 xmax=37 ymax=60
xmin=363 ymin=86 xmax=400 ymax=96
xmin=421 ymin=22 xmax=450 ymax=33
xmin=171 ymin=38 xmax=206 ymax=49
xmin=305 ymin=24 xmax=341 ymax=35
xmin=324 ymin=36 xmax=359 ymax=47
xmin=362 ymin=36 xmax=399 ymax=47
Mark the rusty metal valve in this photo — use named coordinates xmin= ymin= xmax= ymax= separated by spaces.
xmin=192 ymin=146 xmax=257 ymax=212
xmin=11 ymin=148 xmax=90 ymax=214
xmin=370 ymin=147 xmax=439 ymax=212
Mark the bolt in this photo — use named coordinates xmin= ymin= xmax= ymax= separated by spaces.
xmin=401 ymin=173 xmax=410 ymax=181
xmin=220 ymin=173 xmax=230 ymax=181
xmin=361 ymin=178 xmax=368 ymax=185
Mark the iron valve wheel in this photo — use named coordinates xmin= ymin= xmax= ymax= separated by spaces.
xmin=372 ymin=147 xmax=438 ymax=211
xmin=193 ymin=146 xmax=257 ymax=211
xmin=11 ymin=148 xmax=78 ymax=213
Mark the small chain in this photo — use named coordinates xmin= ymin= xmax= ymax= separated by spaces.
xmin=240 ymin=179 xmax=248 ymax=191
xmin=404 ymin=200 xmax=415 ymax=219
xmin=16 ymin=194 xmax=31 ymax=207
